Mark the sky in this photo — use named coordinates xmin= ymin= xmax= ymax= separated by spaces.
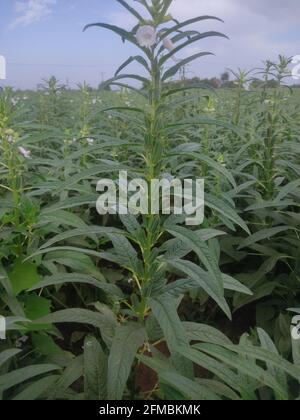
xmin=0 ymin=0 xmax=299 ymax=89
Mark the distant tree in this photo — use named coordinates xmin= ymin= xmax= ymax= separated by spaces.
xmin=221 ymin=71 xmax=230 ymax=85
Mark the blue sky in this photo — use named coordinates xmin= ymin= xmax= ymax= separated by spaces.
xmin=0 ymin=0 xmax=299 ymax=89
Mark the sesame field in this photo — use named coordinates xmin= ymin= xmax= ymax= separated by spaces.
xmin=0 ymin=0 xmax=300 ymax=402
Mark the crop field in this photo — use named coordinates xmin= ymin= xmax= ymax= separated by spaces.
xmin=0 ymin=0 xmax=300 ymax=402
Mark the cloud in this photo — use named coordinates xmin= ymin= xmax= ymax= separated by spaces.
xmin=10 ymin=0 xmax=57 ymax=29
xmin=244 ymin=0 xmax=300 ymax=21
xmin=167 ymin=0 xmax=299 ymax=80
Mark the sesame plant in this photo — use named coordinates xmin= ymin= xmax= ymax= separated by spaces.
xmin=0 ymin=0 xmax=299 ymax=401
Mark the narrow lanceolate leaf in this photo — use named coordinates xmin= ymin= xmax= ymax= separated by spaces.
xmin=160 ymin=32 xmax=228 ymax=65
xmin=221 ymin=343 xmax=300 ymax=382
xmin=192 ymin=344 xmax=289 ymax=400
xmin=84 ymin=336 xmax=107 ymax=400
xmin=35 ymin=309 xmax=117 ymax=346
xmin=167 ymin=226 xmax=224 ymax=296
xmin=159 ymin=370 xmax=220 ymax=400
xmin=0 ymin=365 xmax=60 ymax=392
xmin=176 ymin=346 xmax=254 ymax=399
xmin=39 ymin=226 xmax=123 ymax=250
xmin=257 ymin=328 xmax=288 ymax=397
xmin=183 ymin=322 xmax=233 ymax=346
xmin=115 ymin=55 xmax=150 ymax=76
xmin=276 ymin=179 xmax=300 ymax=201
xmin=115 ymin=0 xmax=145 ymax=22
xmin=170 ymin=150 xmax=236 ymax=188
xmin=149 ymin=295 xmax=189 ymax=351
xmin=0 ymin=349 xmax=22 ymax=369
xmin=166 ymin=259 xmax=231 ymax=319
xmin=160 ymin=16 xmax=224 ymax=41
xmin=107 ymin=233 xmax=142 ymax=274
xmin=28 ymin=273 xmax=123 ymax=299
xmin=162 ymin=52 xmax=213 ymax=81
xmin=160 ymin=228 xmax=226 ymax=260
xmin=238 ymin=226 xmax=291 ymax=250
xmin=83 ymin=22 xmax=139 ymax=48
xmin=160 ymin=272 xmax=251 ymax=300
xmin=107 ymin=323 xmax=146 ymax=400
xmin=205 ymin=194 xmax=250 ymax=234
xmin=222 ymin=274 xmax=252 ymax=296
xmin=49 ymin=356 xmax=83 ymax=400
xmin=12 ymin=375 xmax=60 ymax=401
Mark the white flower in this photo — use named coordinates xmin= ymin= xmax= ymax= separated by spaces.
xmin=163 ymin=37 xmax=174 ymax=51
xmin=87 ymin=138 xmax=94 ymax=145
xmin=92 ymin=99 xmax=97 ymax=105
xmin=7 ymin=135 xmax=14 ymax=143
xmin=18 ymin=146 xmax=31 ymax=158
xmin=136 ymin=25 xmax=156 ymax=48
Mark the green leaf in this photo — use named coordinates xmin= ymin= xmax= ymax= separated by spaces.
xmin=222 ymin=343 xmax=300 ymax=382
xmin=206 ymin=194 xmax=250 ymax=234
xmin=160 ymin=32 xmax=228 ymax=65
xmin=115 ymin=55 xmax=150 ymax=76
xmin=43 ymin=250 xmax=104 ymax=280
xmin=257 ymin=328 xmax=288 ymax=397
xmin=176 ymin=346 xmax=254 ymax=399
xmin=183 ymin=322 xmax=232 ymax=346
xmin=116 ymin=0 xmax=145 ymax=22
xmin=84 ymin=336 xmax=107 ymax=400
xmin=163 ymin=52 xmax=213 ymax=81
xmin=161 ymin=228 xmax=226 ymax=260
xmin=160 ymin=16 xmax=224 ymax=41
xmin=83 ymin=22 xmax=140 ymax=48
xmin=12 ymin=375 xmax=60 ymax=400
xmin=38 ymin=226 xmax=123 ymax=250
xmin=35 ymin=309 xmax=117 ymax=346
xmin=0 ymin=349 xmax=22 ymax=369
xmin=0 ymin=365 xmax=60 ymax=392
xmin=276 ymin=179 xmax=300 ymax=201
xmin=149 ymin=295 xmax=189 ymax=351
xmin=222 ymin=274 xmax=253 ymax=296
xmin=107 ymin=233 xmax=142 ymax=274
xmin=166 ymin=259 xmax=231 ymax=319
xmin=167 ymin=225 xmax=224 ymax=296
xmin=32 ymin=333 xmax=62 ymax=356
xmin=29 ymin=273 xmax=123 ymax=298
xmin=170 ymin=150 xmax=236 ymax=188
xmin=194 ymin=343 xmax=291 ymax=399
xmin=107 ymin=322 xmax=146 ymax=400
xmin=160 ymin=370 xmax=220 ymax=400
xmin=24 ymin=294 xmax=52 ymax=331
xmin=48 ymin=356 xmax=83 ymax=400
xmin=238 ymin=226 xmax=291 ymax=250
xmin=8 ymin=258 xmax=40 ymax=296
xmin=38 ymin=210 xmax=89 ymax=229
